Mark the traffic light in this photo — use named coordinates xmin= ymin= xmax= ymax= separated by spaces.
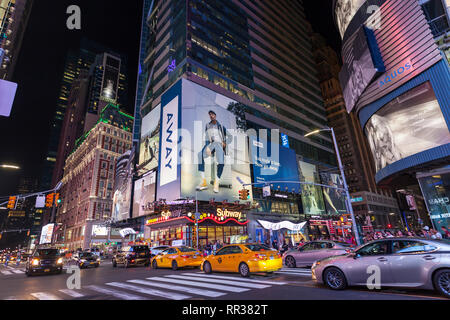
xmin=55 ymin=193 xmax=61 ymax=205
xmin=387 ymin=224 xmax=392 ymax=229
xmin=7 ymin=196 xmax=17 ymax=209
xmin=45 ymin=193 xmax=55 ymax=207
xmin=239 ymin=189 xmax=249 ymax=200
xmin=27 ymin=230 xmax=30 ymax=237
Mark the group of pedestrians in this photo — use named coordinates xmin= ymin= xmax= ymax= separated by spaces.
xmin=362 ymin=226 xmax=449 ymax=243
xmin=199 ymin=240 xmax=223 ymax=256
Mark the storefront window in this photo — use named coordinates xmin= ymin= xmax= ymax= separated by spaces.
xmin=418 ymin=171 xmax=450 ymax=231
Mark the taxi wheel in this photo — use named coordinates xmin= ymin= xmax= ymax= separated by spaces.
xmin=433 ymin=269 xmax=450 ymax=298
xmin=172 ymin=260 xmax=178 ymax=271
xmin=152 ymin=260 xmax=158 ymax=269
xmin=239 ymin=263 xmax=250 ymax=278
xmin=203 ymin=262 xmax=212 ymax=274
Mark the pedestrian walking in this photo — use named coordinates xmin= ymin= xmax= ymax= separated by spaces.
xmin=440 ymin=226 xmax=450 ymax=239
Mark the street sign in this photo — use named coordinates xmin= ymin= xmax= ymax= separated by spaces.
xmin=262 ymin=185 xmax=271 ymax=197
xmin=195 ymin=212 xmax=200 ymax=220
xmin=35 ymin=195 xmax=46 ymax=208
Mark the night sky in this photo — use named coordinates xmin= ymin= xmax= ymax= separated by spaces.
xmin=0 ymin=0 xmax=340 ymax=198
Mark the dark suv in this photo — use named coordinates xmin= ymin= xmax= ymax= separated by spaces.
xmin=26 ymin=248 xmax=64 ymax=276
xmin=72 ymin=251 xmax=100 ymax=269
xmin=112 ymin=245 xmax=150 ymax=268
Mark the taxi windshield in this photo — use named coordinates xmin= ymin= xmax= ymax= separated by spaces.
xmin=178 ymin=247 xmax=197 ymax=253
xmin=245 ymin=244 xmax=272 ymax=252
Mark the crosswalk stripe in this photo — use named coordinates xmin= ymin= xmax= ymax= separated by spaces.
xmin=58 ymin=289 xmax=85 ymax=298
xmin=85 ymin=285 xmax=146 ymax=300
xmin=185 ymin=273 xmax=287 ymax=285
xmin=147 ymin=277 xmax=249 ymax=293
xmin=106 ymin=282 xmax=190 ymax=300
xmin=166 ymin=275 xmax=270 ymax=289
xmin=11 ymin=269 xmax=24 ymax=274
xmin=1 ymin=271 xmax=12 ymax=275
xmin=128 ymin=279 xmax=226 ymax=298
xmin=30 ymin=292 xmax=62 ymax=300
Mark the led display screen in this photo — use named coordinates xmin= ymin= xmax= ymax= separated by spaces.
xmin=320 ymin=172 xmax=347 ymax=215
xmin=0 ymin=79 xmax=17 ymax=117
xmin=139 ymin=104 xmax=160 ymax=174
xmin=39 ymin=224 xmax=55 ymax=245
xmin=298 ymin=161 xmax=326 ymax=215
xmin=112 ymin=148 xmax=135 ymax=221
xmin=133 ymin=170 xmax=156 ymax=218
xmin=365 ymin=82 xmax=450 ymax=172
xmin=335 ymin=0 xmax=366 ymax=38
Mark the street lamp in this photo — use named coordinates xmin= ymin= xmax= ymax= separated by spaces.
xmin=305 ymin=127 xmax=361 ymax=246
xmin=0 ymin=164 xmax=20 ymax=170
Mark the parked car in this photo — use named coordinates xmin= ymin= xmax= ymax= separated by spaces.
xmin=72 ymin=251 xmax=100 ymax=269
xmin=150 ymin=245 xmax=170 ymax=257
xmin=201 ymin=243 xmax=282 ymax=277
xmin=25 ymin=248 xmax=64 ymax=276
xmin=311 ymin=238 xmax=450 ymax=298
xmin=151 ymin=246 xmax=202 ymax=270
xmin=283 ymin=241 xmax=353 ymax=268
xmin=112 ymin=245 xmax=151 ymax=268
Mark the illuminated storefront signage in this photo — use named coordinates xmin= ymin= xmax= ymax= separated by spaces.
xmin=378 ymin=61 xmax=413 ymax=88
xmin=161 ymin=210 xmax=172 ymax=218
xmin=258 ymin=220 xmax=307 ymax=232
xmin=216 ymin=208 xmax=242 ymax=220
xmin=429 ymin=197 xmax=449 ymax=205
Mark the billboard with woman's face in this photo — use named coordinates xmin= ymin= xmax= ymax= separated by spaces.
xmin=139 ymin=105 xmax=161 ymax=174
xmin=365 ymin=82 xmax=450 ymax=172
xmin=335 ymin=0 xmax=366 ymax=38
xmin=298 ymin=161 xmax=326 ymax=215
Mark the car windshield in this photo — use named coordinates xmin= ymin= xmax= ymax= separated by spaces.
xmin=178 ymin=247 xmax=197 ymax=252
xmin=334 ymin=242 xmax=353 ymax=247
xmin=36 ymin=249 xmax=59 ymax=257
xmin=245 ymin=244 xmax=272 ymax=252
xmin=132 ymin=246 xmax=149 ymax=252
xmin=79 ymin=252 xmax=94 ymax=258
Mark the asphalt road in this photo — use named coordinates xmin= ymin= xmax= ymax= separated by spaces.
xmin=0 ymin=260 xmax=446 ymax=300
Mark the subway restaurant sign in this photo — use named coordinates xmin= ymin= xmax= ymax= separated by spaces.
xmin=146 ymin=208 xmax=245 ymax=225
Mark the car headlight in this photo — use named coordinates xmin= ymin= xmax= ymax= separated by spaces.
xmin=57 ymin=258 xmax=64 ymax=264
xmin=31 ymin=259 xmax=40 ymax=266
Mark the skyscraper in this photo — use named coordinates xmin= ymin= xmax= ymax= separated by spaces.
xmin=134 ymin=0 xmax=344 ymax=245
xmin=0 ymin=0 xmax=33 ymax=80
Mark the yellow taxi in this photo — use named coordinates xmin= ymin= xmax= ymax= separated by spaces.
xmin=151 ymin=246 xmax=203 ymax=270
xmin=201 ymin=243 xmax=282 ymax=277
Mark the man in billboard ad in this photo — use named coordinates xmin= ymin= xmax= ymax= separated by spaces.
xmin=250 ymin=135 xmax=299 ymax=193
xmin=365 ymin=82 xmax=450 ymax=172
xmin=180 ymin=79 xmax=252 ymax=203
xmin=112 ymin=148 xmax=135 ymax=221
xmin=299 ymin=161 xmax=326 ymax=215
xmin=139 ymin=105 xmax=161 ymax=174
xmin=133 ymin=170 xmax=156 ymax=218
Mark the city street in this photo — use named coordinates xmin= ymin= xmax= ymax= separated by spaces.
xmin=0 ymin=261 xmax=445 ymax=301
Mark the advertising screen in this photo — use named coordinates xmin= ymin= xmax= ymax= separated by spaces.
xmin=365 ymin=82 xmax=450 ymax=172
xmin=320 ymin=172 xmax=347 ymax=215
xmin=335 ymin=0 xmax=366 ymax=38
xmin=133 ymin=170 xmax=156 ymax=218
xmin=39 ymin=223 xmax=55 ymax=245
xmin=180 ymin=80 xmax=252 ymax=203
xmin=340 ymin=26 xmax=380 ymax=113
xmin=139 ymin=104 xmax=161 ymax=174
xmin=298 ymin=161 xmax=326 ymax=215
xmin=112 ymin=148 xmax=135 ymax=221
xmin=0 ymin=79 xmax=17 ymax=117
xmin=92 ymin=225 xmax=108 ymax=236
xmin=250 ymin=136 xmax=300 ymax=193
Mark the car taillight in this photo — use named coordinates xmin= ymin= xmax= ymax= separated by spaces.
xmin=276 ymin=253 xmax=282 ymax=258
xmin=345 ymin=249 xmax=352 ymax=254
xmin=254 ymin=254 xmax=267 ymax=260
xmin=180 ymin=255 xmax=190 ymax=259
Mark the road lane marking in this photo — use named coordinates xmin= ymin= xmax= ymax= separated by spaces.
xmin=185 ymin=273 xmax=287 ymax=285
xmin=128 ymin=279 xmax=226 ymax=298
xmin=1 ymin=271 xmax=12 ymax=275
xmin=85 ymin=285 xmax=146 ymax=300
xmin=147 ymin=277 xmax=249 ymax=293
xmin=166 ymin=275 xmax=270 ymax=289
xmin=58 ymin=289 xmax=85 ymax=298
xmin=30 ymin=292 xmax=62 ymax=300
xmin=11 ymin=269 xmax=24 ymax=274
xmin=106 ymin=282 xmax=190 ymax=300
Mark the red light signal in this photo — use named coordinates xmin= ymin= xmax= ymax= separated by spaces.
xmin=7 ymin=196 xmax=17 ymax=209
xmin=387 ymin=224 xmax=392 ymax=229
xmin=45 ymin=193 xmax=55 ymax=207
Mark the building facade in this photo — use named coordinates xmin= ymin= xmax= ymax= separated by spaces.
xmin=130 ymin=0 xmax=356 ymax=247
xmin=55 ymin=104 xmax=134 ymax=250
xmin=0 ymin=0 xmax=33 ymax=80
xmin=334 ymin=0 xmax=450 ymax=232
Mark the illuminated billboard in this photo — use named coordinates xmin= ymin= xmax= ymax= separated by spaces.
xmin=298 ymin=161 xmax=326 ymax=215
xmin=139 ymin=104 xmax=160 ymax=174
xmin=39 ymin=223 xmax=55 ymax=245
xmin=157 ymin=79 xmax=253 ymax=203
xmin=101 ymin=55 xmax=121 ymax=101
xmin=133 ymin=170 xmax=156 ymax=218
xmin=250 ymin=136 xmax=300 ymax=193
xmin=0 ymin=79 xmax=17 ymax=117
xmin=112 ymin=148 xmax=135 ymax=221
xmin=365 ymin=82 xmax=450 ymax=172
xmin=320 ymin=172 xmax=347 ymax=215
xmin=335 ymin=0 xmax=366 ymax=38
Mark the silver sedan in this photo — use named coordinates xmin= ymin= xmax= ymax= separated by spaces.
xmin=283 ymin=241 xmax=354 ymax=268
xmin=311 ymin=238 xmax=450 ymax=298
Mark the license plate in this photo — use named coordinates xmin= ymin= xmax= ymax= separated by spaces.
xmin=270 ymin=256 xmax=274 ymax=260
xmin=140 ymin=253 xmax=145 ymax=256
xmin=44 ymin=269 xmax=50 ymax=272
xmin=90 ymin=262 xmax=94 ymax=264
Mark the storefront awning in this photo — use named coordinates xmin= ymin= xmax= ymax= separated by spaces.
xmin=258 ymin=220 xmax=307 ymax=232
